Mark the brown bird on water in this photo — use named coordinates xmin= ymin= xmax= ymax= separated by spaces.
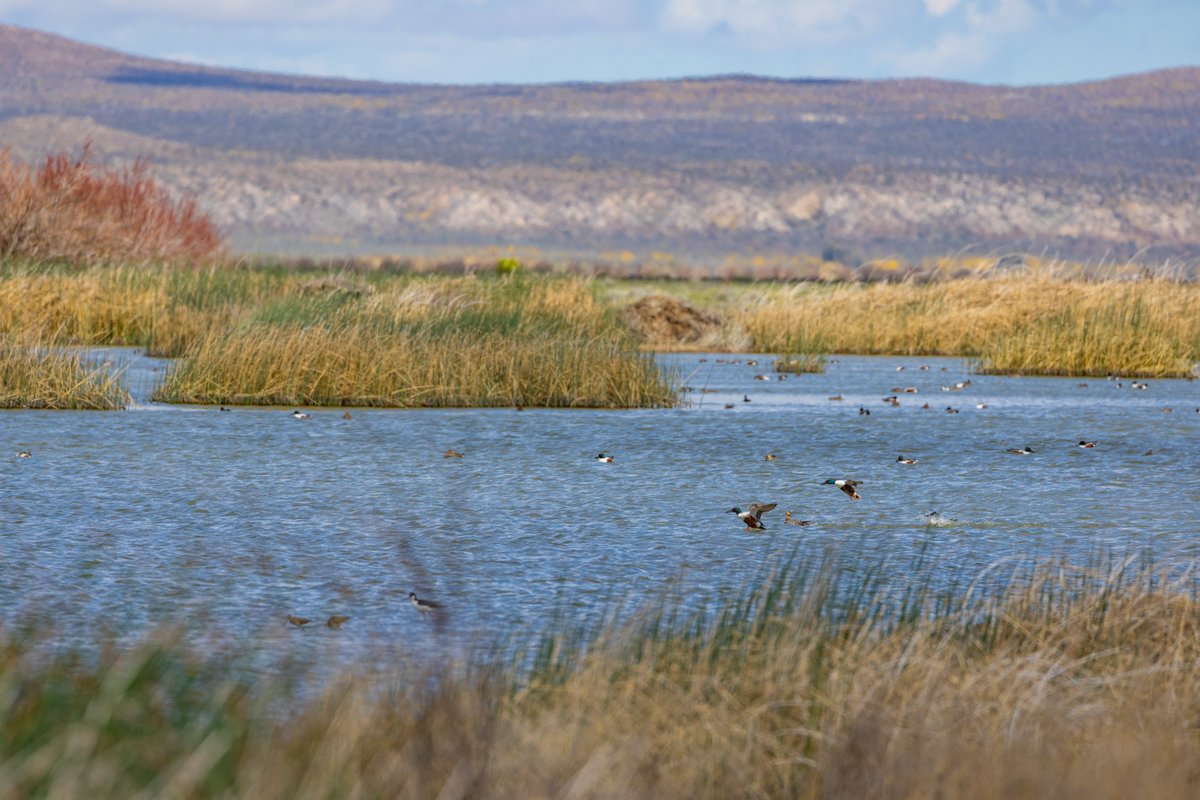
xmin=326 ymin=615 xmax=350 ymax=629
xmin=286 ymin=615 xmax=311 ymax=627
xmin=444 ymin=449 xmax=464 ymax=458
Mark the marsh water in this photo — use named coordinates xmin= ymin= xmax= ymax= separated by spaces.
xmin=2 ymin=350 xmax=1198 ymax=668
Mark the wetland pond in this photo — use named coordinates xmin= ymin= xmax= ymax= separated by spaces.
xmin=2 ymin=350 xmax=1198 ymax=670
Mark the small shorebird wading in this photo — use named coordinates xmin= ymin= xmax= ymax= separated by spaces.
xmin=728 ymin=502 xmax=777 ymax=530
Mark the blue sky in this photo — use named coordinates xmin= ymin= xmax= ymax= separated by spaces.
xmin=2 ymin=1 xmax=1197 ymax=86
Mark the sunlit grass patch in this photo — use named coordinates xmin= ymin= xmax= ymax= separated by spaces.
xmin=743 ymin=277 xmax=1200 ymax=377
xmin=154 ymin=276 xmax=676 ymax=408
xmin=0 ymin=338 xmax=129 ymax=409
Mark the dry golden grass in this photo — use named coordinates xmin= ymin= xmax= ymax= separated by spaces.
xmin=741 ymin=276 xmax=1200 ymax=377
xmin=0 ymin=336 xmax=129 ymax=409
xmin=153 ymin=276 xmax=674 ymax=407
xmin=6 ymin=559 xmax=1200 ymax=798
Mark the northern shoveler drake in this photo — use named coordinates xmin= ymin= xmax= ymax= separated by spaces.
xmin=444 ymin=449 xmax=465 ymax=458
xmin=923 ymin=510 xmax=959 ymax=526
xmin=595 ymin=453 xmax=614 ymax=463
xmin=784 ymin=511 xmax=813 ymax=526
xmin=409 ymin=592 xmax=442 ymax=612
xmin=822 ymin=479 xmax=861 ymax=500
xmin=896 ymin=455 xmax=918 ymax=465
xmin=286 ymin=615 xmax=311 ymax=627
xmin=764 ymin=453 xmax=777 ymax=461
xmin=946 ymin=406 xmax=959 ymax=413
xmin=290 ymin=410 xmax=311 ymax=420
xmin=858 ymin=407 xmax=870 ymax=415
xmin=754 ymin=374 xmax=770 ymax=381
xmin=16 ymin=450 xmax=30 ymax=458
xmin=325 ymin=615 xmax=350 ymax=629
xmin=746 ymin=360 xmax=759 ymax=366
xmin=219 ymin=406 xmax=231 ymax=412
xmin=976 ymin=403 xmax=988 ymax=409
xmin=1078 ymin=441 xmax=1096 ymax=449
xmin=1006 ymin=446 xmax=1034 ymax=455
xmin=728 ymin=502 xmax=778 ymax=530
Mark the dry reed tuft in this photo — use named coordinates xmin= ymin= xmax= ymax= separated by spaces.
xmin=0 ymin=145 xmax=224 ymax=264
xmin=6 ymin=557 xmax=1200 ymax=798
xmin=741 ymin=276 xmax=1200 ymax=376
xmin=153 ymin=275 xmax=675 ymax=408
xmin=0 ymin=336 xmax=129 ymax=409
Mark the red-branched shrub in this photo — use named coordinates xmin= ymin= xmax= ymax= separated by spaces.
xmin=0 ymin=144 xmax=224 ymax=264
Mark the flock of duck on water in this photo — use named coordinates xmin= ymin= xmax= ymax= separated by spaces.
xmin=13 ymin=358 xmax=1193 ymax=627
xmin=690 ymin=358 xmax=1195 ymax=532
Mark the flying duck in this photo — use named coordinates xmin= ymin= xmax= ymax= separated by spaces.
xmin=728 ymin=502 xmax=778 ymax=530
xmin=822 ymin=479 xmax=862 ymax=500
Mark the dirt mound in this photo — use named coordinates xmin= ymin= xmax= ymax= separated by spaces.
xmin=621 ymin=295 xmax=726 ymax=347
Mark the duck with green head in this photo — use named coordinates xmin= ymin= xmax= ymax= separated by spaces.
xmin=822 ymin=478 xmax=862 ymax=500
xmin=728 ymin=502 xmax=777 ymax=530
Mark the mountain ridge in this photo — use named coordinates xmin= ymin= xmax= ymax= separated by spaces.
xmin=1 ymin=24 xmax=1197 ymax=264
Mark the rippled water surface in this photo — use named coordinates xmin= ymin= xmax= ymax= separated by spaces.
xmin=2 ymin=349 xmax=1198 ymax=666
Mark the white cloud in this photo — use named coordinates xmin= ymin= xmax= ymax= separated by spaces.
xmin=896 ymin=0 xmax=1040 ymax=76
xmin=661 ymin=0 xmax=894 ymax=43
xmin=924 ymin=0 xmax=960 ymax=16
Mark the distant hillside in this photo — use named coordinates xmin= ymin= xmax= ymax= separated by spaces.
xmin=1 ymin=24 xmax=1198 ymax=266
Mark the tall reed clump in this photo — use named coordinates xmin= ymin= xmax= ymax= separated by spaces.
xmin=6 ymin=556 xmax=1200 ymax=798
xmin=154 ymin=276 xmax=676 ymax=408
xmin=0 ymin=263 xmax=303 ymax=357
xmin=741 ymin=276 xmax=1200 ymax=377
xmin=0 ymin=337 xmax=129 ymax=409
